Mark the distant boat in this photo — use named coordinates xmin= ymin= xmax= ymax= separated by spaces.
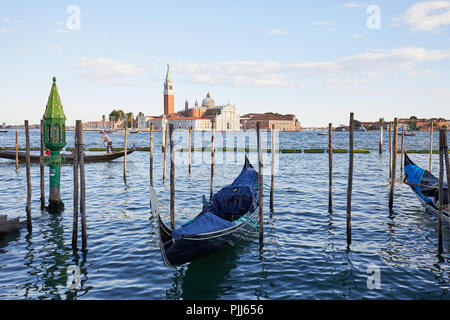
xmin=317 ymin=132 xmax=327 ymax=136
xmin=399 ymin=132 xmax=416 ymax=137
xmin=129 ymin=129 xmax=141 ymax=134
xmin=0 ymin=130 xmax=8 ymax=133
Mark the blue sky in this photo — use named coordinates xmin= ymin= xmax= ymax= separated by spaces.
xmin=1 ymin=0 xmax=450 ymax=126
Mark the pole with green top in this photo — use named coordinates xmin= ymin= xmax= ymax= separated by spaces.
xmin=43 ymin=77 xmax=66 ymax=212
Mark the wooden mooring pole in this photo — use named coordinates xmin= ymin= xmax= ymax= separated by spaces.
xmin=256 ymin=122 xmax=264 ymax=242
xmin=400 ymin=126 xmax=405 ymax=177
xmin=270 ymin=124 xmax=275 ymax=211
xmin=188 ymin=127 xmax=192 ymax=175
xmin=25 ymin=120 xmax=32 ymax=232
xmin=77 ymin=121 xmax=87 ymax=249
xmin=444 ymin=130 xmax=450 ymax=230
xmin=389 ymin=118 xmax=398 ymax=211
xmin=438 ymin=130 xmax=444 ymax=254
xmin=389 ymin=118 xmax=399 ymax=211
xmin=346 ymin=113 xmax=354 ymax=246
xmin=123 ymin=126 xmax=128 ymax=182
xmin=169 ymin=124 xmax=175 ymax=229
xmin=163 ymin=123 xmax=168 ymax=184
xmin=438 ymin=129 xmax=446 ymax=254
xmin=150 ymin=123 xmax=154 ymax=187
xmin=15 ymin=131 xmax=19 ymax=170
xmin=389 ymin=122 xmax=392 ymax=178
xmin=379 ymin=124 xmax=383 ymax=155
xmin=40 ymin=119 xmax=45 ymax=210
xmin=328 ymin=123 xmax=333 ymax=213
xmin=430 ymin=122 xmax=434 ymax=173
xmin=72 ymin=122 xmax=79 ymax=250
xmin=210 ymin=122 xmax=215 ymax=201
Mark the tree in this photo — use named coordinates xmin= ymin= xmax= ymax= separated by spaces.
xmin=109 ymin=109 xmax=124 ymax=122
xmin=353 ymin=119 xmax=362 ymax=129
xmin=408 ymin=116 xmax=418 ymax=130
xmin=125 ymin=112 xmax=134 ymax=128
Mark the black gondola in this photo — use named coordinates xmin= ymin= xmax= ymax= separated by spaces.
xmin=0 ymin=146 xmax=135 ymax=163
xmin=152 ymin=156 xmax=260 ymax=268
xmin=404 ymin=154 xmax=449 ymax=221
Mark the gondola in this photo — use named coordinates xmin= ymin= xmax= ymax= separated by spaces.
xmin=152 ymin=156 xmax=260 ymax=268
xmin=0 ymin=145 xmax=135 ymax=163
xmin=404 ymin=154 xmax=449 ymax=222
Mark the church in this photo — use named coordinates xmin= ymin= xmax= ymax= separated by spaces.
xmin=144 ymin=65 xmax=242 ymax=131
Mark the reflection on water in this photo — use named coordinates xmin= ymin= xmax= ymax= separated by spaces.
xmin=0 ymin=130 xmax=450 ymax=299
xmin=167 ymin=244 xmax=240 ymax=300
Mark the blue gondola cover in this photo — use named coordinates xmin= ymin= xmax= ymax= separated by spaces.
xmin=404 ymin=161 xmax=434 ymax=204
xmin=172 ymin=211 xmax=234 ymax=241
xmin=171 ymin=156 xmax=258 ymax=241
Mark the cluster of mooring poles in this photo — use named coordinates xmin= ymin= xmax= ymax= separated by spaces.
xmin=149 ymin=121 xmax=275 ymax=243
xmin=333 ymin=114 xmax=449 ymax=251
xmin=17 ymin=90 xmax=449 ymax=255
xmin=326 ymin=113 xmax=355 ymax=246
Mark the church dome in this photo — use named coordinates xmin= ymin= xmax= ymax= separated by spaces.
xmin=201 ymin=91 xmax=215 ymax=108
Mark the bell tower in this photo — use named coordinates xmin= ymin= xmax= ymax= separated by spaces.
xmin=164 ymin=64 xmax=174 ymax=115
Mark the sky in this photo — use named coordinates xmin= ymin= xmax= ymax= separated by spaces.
xmin=0 ymin=0 xmax=450 ymax=127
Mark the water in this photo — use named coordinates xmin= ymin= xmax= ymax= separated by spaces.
xmin=0 ymin=129 xmax=449 ymax=300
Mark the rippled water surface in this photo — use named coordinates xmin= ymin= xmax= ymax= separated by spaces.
xmin=0 ymin=129 xmax=449 ymax=300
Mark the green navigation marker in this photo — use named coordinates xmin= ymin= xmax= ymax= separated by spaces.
xmin=43 ymin=77 xmax=66 ymax=212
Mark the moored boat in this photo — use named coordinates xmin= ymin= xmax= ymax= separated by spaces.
xmin=399 ymin=132 xmax=416 ymax=137
xmin=0 ymin=145 xmax=135 ymax=163
xmin=153 ymin=156 xmax=260 ymax=268
xmin=403 ymin=154 xmax=449 ymax=221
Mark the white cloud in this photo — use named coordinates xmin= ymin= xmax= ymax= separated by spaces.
xmin=341 ymin=2 xmax=366 ymax=8
xmin=267 ymin=28 xmax=289 ymax=36
xmin=433 ymin=88 xmax=450 ymax=96
xmin=352 ymin=33 xmax=363 ymax=39
xmin=312 ymin=20 xmax=332 ymax=25
xmin=404 ymin=1 xmax=450 ymax=32
xmin=174 ymin=47 xmax=450 ymax=89
xmin=312 ymin=21 xmax=336 ymax=32
xmin=49 ymin=27 xmax=71 ymax=34
xmin=50 ymin=45 xmax=62 ymax=50
xmin=3 ymin=17 xmax=21 ymax=23
xmin=326 ymin=77 xmax=368 ymax=88
xmin=0 ymin=28 xmax=12 ymax=33
xmin=77 ymin=58 xmax=143 ymax=81
xmin=389 ymin=17 xmax=402 ymax=27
